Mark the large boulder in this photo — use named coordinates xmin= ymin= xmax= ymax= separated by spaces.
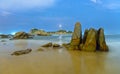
xmin=97 ymin=28 xmax=109 ymax=51
xmin=69 ymin=22 xmax=82 ymax=50
xmin=13 ymin=32 xmax=31 ymax=39
xmin=82 ymin=28 xmax=97 ymax=52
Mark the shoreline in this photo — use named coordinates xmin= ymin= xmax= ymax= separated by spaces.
xmin=0 ymin=38 xmax=119 ymax=54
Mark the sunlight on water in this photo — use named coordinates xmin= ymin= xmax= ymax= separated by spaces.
xmin=58 ymin=24 xmax=63 ymax=45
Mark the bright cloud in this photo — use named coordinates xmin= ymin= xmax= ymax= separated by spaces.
xmin=90 ymin=0 xmax=97 ymax=3
xmin=0 ymin=0 xmax=56 ymax=11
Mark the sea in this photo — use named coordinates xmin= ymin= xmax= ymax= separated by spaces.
xmin=32 ymin=34 xmax=120 ymax=45
xmin=34 ymin=34 xmax=120 ymax=42
xmin=0 ymin=34 xmax=120 ymax=45
xmin=0 ymin=34 xmax=120 ymax=52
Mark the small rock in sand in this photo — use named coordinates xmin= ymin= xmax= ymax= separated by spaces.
xmin=53 ymin=44 xmax=61 ymax=47
xmin=11 ymin=48 xmax=32 ymax=56
xmin=41 ymin=42 xmax=52 ymax=47
xmin=37 ymin=48 xmax=44 ymax=51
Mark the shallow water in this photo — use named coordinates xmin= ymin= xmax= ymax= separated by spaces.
xmin=0 ymin=35 xmax=120 ymax=74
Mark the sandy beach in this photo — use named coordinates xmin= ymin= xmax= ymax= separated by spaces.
xmin=0 ymin=0 xmax=120 ymax=73
xmin=0 ymin=39 xmax=120 ymax=74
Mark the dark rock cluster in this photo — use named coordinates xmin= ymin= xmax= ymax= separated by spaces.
xmin=64 ymin=22 xmax=109 ymax=52
xmin=41 ymin=42 xmax=61 ymax=48
xmin=37 ymin=43 xmax=61 ymax=51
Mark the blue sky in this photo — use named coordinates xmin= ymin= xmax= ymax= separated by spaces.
xmin=0 ymin=0 xmax=120 ymax=34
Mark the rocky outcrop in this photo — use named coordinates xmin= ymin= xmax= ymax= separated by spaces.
xmin=30 ymin=28 xmax=51 ymax=36
xmin=81 ymin=28 xmax=97 ymax=52
xmin=97 ymin=28 xmax=109 ymax=51
xmin=64 ymin=22 xmax=109 ymax=52
xmin=11 ymin=48 xmax=32 ymax=56
xmin=48 ymin=30 xmax=72 ymax=35
xmin=69 ymin=22 xmax=82 ymax=50
xmin=13 ymin=32 xmax=32 ymax=39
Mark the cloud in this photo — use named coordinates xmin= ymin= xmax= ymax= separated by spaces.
xmin=0 ymin=11 xmax=11 ymax=16
xmin=103 ymin=2 xmax=120 ymax=10
xmin=90 ymin=0 xmax=102 ymax=4
xmin=90 ymin=0 xmax=120 ymax=10
xmin=90 ymin=0 xmax=97 ymax=3
xmin=0 ymin=0 xmax=56 ymax=11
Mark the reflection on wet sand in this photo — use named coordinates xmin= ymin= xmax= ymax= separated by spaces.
xmin=68 ymin=51 xmax=107 ymax=74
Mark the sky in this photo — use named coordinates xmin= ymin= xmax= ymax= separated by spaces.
xmin=0 ymin=0 xmax=120 ymax=34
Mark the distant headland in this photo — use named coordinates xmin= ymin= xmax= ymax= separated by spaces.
xmin=0 ymin=29 xmax=72 ymax=39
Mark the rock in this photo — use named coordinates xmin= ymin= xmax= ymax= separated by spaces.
xmin=48 ymin=30 xmax=72 ymax=35
xmin=0 ymin=34 xmax=13 ymax=38
xmin=79 ymin=44 xmax=83 ymax=50
xmin=37 ymin=48 xmax=44 ymax=51
xmin=11 ymin=48 xmax=32 ymax=56
xmin=82 ymin=28 xmax=97 ymax=52
xmin=55 ymin=30 xmax=72 ymax=34
xmin=53 ymin=43 xmax=61 ymax=47
xmin=41 ymin=42 xmax=52 ymax=47
xmin=64 ymin=22 xmax=108 ymax=52
xmin=62 ymin=43 xmax=70 ymax=48
xmin=69 ymin=22 xmax=82 ymax=50
xmin=0 ymin=34 xmax=8 ymax=38
xmin=97 ymin=28 xmax=109 ymax=51
xmin=30 ymin=28 xmax=51 ymax=36
xmin=68 ymin=45 xmax=79 ymax=50
xmin=13 ymin=32 xmax=31 ymax=39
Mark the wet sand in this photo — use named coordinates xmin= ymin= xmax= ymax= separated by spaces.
xmin=0 ymin=40 xmax=120 ymax=74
